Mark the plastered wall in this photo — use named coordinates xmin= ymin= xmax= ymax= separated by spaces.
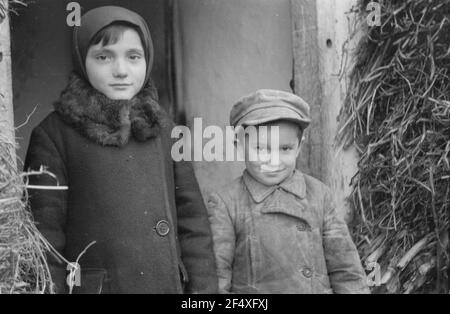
xmin=176 ymin=0 xmax=294 ymax=196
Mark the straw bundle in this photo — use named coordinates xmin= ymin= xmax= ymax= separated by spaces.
xmin=0 ymin=0 xmax=54 ymax=294
xmin=0 ymin=131 xmax=54 ymax=293
xmin=339 ymin=0 xmax=449 ymax=293
xmin=0 ymin=0 xmax=29 ymax=19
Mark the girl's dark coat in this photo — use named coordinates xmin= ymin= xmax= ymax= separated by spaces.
xmin=24 ymin=74 xmax=218 ymax=294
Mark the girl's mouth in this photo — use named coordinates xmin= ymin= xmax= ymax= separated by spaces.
xmin=110 ymin=84 xmax=132 ymax=87
xmin=110 ymin=84 xmax=132 ymax=91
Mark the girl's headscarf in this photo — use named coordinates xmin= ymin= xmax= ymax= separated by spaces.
xmin=72 ymin=6 xmax=154 ymax=86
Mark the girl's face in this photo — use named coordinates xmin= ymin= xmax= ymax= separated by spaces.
xmin=85 ymin=28 xmax=146 ymax=100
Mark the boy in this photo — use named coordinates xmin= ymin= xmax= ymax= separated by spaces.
xmin=207 ymin=89 xmax=369 ymax=293
xmin=24 ymin=6 xmax=217 ymax=294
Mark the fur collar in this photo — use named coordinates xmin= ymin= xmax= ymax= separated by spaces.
xmin=54 ymin=73 xmax=167 ymax=147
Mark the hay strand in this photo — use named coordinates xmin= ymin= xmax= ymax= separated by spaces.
xmin=0 ymin=137 xmax=54 ymax=293
xmin=338 ymin=0 xmax=450 ymax=293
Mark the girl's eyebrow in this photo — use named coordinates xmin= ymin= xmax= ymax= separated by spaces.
xmin=89 ymin=47 xmax=114 ymax=55
xmin=89 ymin=47 xmax=144 ymax=54
xmin=127 ymin=48 xmax=144 ymax=54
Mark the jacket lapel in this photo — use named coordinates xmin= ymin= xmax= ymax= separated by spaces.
xmin=243 ymin=170 xmax=311 ymax=221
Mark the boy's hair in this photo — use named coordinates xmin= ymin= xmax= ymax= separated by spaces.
xmin=89 ymin=21 xmax=144 ymax=48
xmin=236 ymin=120 xmax=304 ymax=145
xmin=246 ymin=120 xmax=304 ymax=141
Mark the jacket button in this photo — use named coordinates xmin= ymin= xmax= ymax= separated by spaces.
xmin=302 ymin=267 xmax=313 ymax=278
xmin=155 ymin=220 xmax=170 ymax=236
xmin=297 ymin=223 xmax=307 ymax=231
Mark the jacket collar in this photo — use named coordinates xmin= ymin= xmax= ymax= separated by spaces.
xmin=53 ymin=72 xmax=167 ymax=147
xmin=243 ymin=169 xmax=306 ymax=203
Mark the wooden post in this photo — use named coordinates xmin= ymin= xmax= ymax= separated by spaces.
xmin=290 ymin=0 xmax=324 ymax=180
xmin=0 ymin=0 xmax=16 ymax=167
xmin=291 ymin=0 xmax=359 ymax=220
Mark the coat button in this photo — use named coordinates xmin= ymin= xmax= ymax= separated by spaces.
xmin=302 ymin=267 xmax=313 ymax=278
xmin=155 ymin=220 xmax=170 ymax=236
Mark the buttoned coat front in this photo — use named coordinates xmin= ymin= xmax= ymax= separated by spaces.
xmin=25 ymin=110 xmax=218 ymax=294
xmin=207 ymin=170 xmax=369 ymax=294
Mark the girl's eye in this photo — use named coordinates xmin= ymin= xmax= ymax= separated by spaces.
xmin=129 ymin=54 xmax=142 ymax=61
xmin=96 ymin=55 xmax=111 ymax=62
xmin=281 ymin=146 xmax=292 ymax=151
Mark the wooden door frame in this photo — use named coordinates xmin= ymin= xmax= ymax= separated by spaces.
xmin=290 ymin=0 xmax=324 ymax=181
xmin=0 ymin=0 xmax=15 ymax=166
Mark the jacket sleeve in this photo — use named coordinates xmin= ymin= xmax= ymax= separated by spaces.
xmin=322 ymin=190 xmax=370 ymax=294
xmin=24 ymin=126 xmax=68 ymax=294
xmin=206 ymin=192 xmax=235 ymax=293
xmin=174 ymin=159 xmax=218 ymax=293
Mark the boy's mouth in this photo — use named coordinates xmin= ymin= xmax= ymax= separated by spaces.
xmin=259 ymin=165 xmax=285 ymax=173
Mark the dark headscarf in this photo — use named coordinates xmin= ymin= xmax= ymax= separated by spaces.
xmin=72 ymin=6 xmax=154 ymax=86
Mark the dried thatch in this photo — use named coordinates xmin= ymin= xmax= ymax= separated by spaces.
xmin=0 ymin=0 xmax=30 ymax=19
xmin=338 ymin=0 xmax=450 ymax=293
xmin=0 ymin=129 xmax=54 ymax=293
xmin=0 ymin=0 xmax=54 ymax=294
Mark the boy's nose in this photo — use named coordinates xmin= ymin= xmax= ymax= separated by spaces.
xmin=258 ymin=150 xmax=281 ymax=165
xmin=268 ymin=155 xmax=281 ymax=166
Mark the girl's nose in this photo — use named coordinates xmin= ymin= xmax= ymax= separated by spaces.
xmin=112 ymin=59 xmax=128 ymax=78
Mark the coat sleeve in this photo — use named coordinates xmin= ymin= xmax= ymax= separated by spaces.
xmin=322 ymin=190 xmax=370 ymax=294
xmin=24 ymin=126 xmax=68 ymax=294
xmin=173 ymin=159 xmax=218 ymax=293
xmin=206 ymin=192 xmax=235 ymax=293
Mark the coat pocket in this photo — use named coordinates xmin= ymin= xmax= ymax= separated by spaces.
xmin=179 ymin=262 xmax=189 ymax=290
xmin=314 ymin=273 xmax=333 ymax=294
xmin=72 ymin=268 xmax=108 ymax=294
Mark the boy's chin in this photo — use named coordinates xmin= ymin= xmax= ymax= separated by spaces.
xmin=253 ymin=171 xmax=291 ymax=186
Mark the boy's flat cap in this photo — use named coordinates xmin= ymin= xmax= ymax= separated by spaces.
xmin=230 ymin=89 xmax=311 ymax=129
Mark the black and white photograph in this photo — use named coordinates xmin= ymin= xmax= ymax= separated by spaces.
xmin=0 ymin=0 xmax=448 ymax=298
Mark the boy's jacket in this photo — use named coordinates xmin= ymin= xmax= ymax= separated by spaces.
xmin=207 ymin=170 xmax=370 ymax=294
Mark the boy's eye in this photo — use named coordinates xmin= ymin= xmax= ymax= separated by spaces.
xmin=281 ymin=146 xmax=292 ymax=151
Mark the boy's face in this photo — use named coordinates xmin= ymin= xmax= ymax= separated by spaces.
xmin=85 ymin=29 xmax=146 ymax=100
xmin=243 ymin=120 xmax=302 ymax=186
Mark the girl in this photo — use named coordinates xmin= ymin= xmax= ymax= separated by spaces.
xmin=24 ymin=6 xmax=217 ymax=294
